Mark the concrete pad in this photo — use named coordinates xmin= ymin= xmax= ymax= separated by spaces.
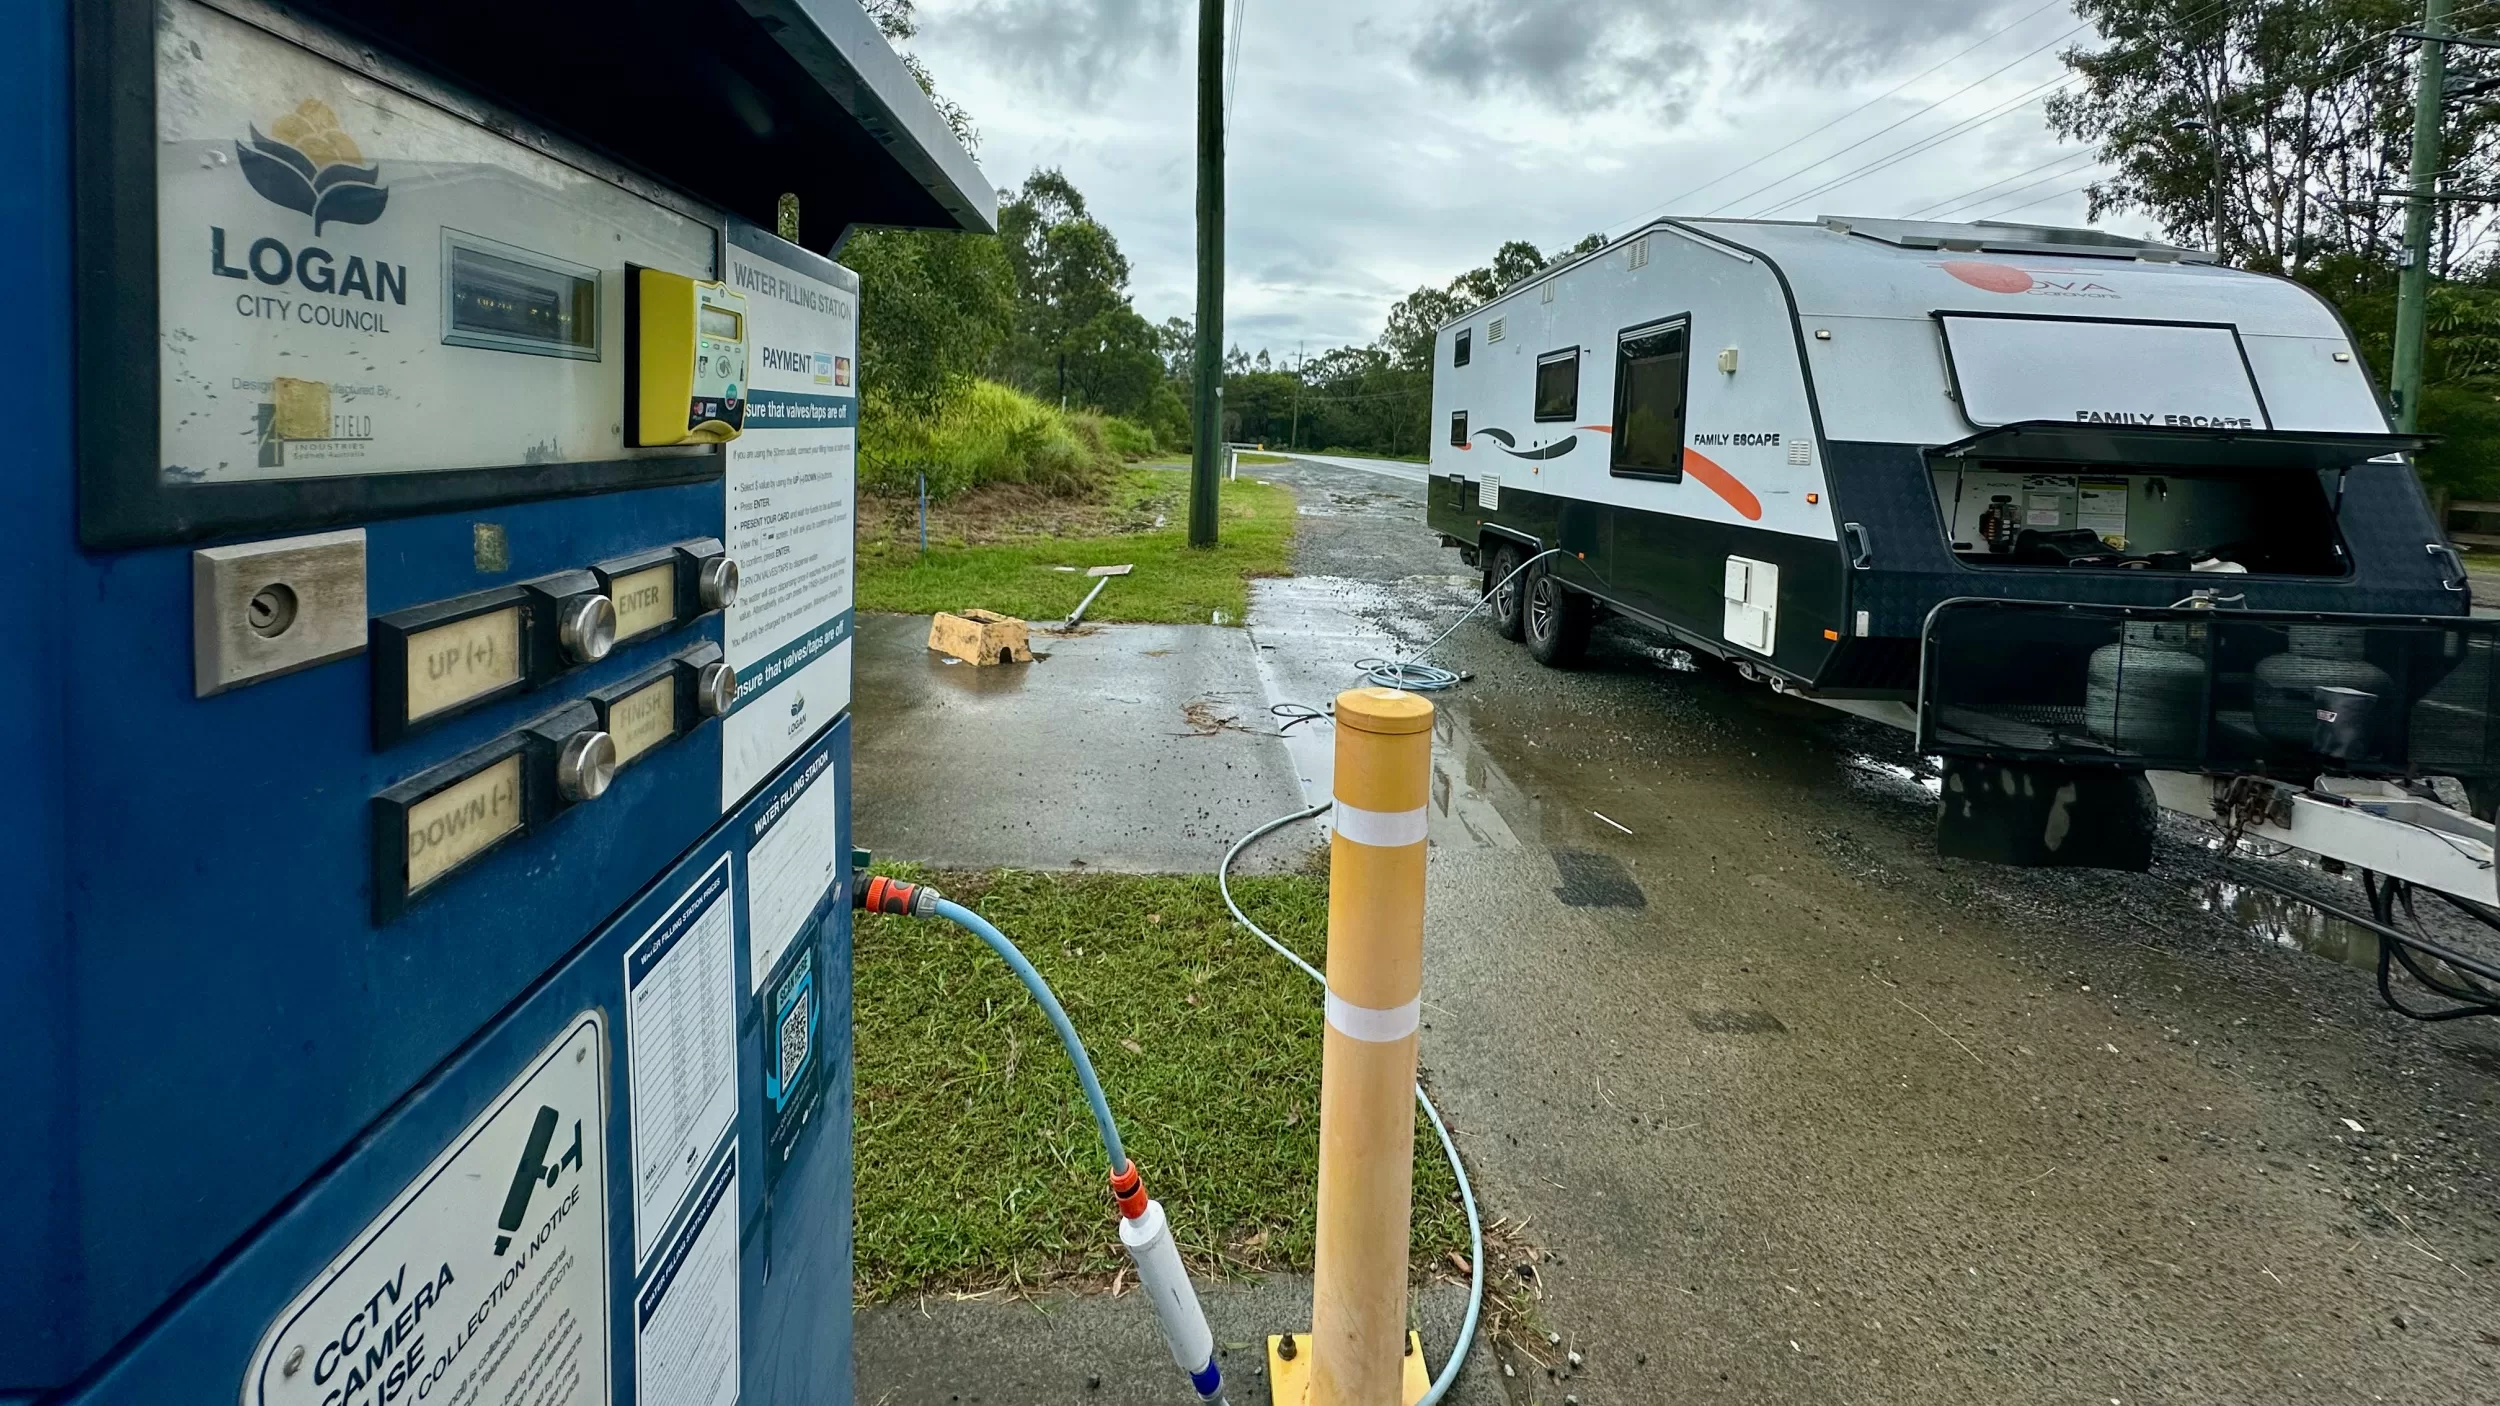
xmin=849 ymin=613 xmax=1313 ymax=873
xmin=854 ymin=1273 xmax=1499 ymax=1405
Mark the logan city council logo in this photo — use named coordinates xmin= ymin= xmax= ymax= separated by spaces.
xmin=237 ymin=99 xmax=389 ymax=235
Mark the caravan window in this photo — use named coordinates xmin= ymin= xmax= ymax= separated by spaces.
xmin=1534 ymin=348 xmax=1579 ymax=422
xmin=1611 ymin=317 xmax=1689 ymax=481
xmin=1450 ymin=411 xmax=1468 ymax=447
xmin=1453 ymin=329 xmax=1471 ymax=367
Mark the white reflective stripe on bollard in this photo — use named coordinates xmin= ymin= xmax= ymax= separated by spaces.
xmin=1325 ymin=990 xmax=1421 ymax=1043
xmin=1331 ymin=800 xmax=1427 ymax=848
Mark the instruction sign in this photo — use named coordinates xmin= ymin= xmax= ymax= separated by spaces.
xmin=719 ymin=223 xmax=858 ymax=807
xmin=634 ymin=1151 xmax=742 ymax=1406
xmin=743 ymin=745 xmax=838 ymax=994
xmin=242 ymin=1015 xmax=609 ymax=1406
xmin=624 ymin=857 xmax=739 ymax=1266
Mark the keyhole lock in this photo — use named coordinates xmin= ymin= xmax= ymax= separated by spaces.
xmin=246 ymin=583 xmax=299 ymax=639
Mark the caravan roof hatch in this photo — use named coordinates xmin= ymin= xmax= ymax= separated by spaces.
xmin=1821 ymin=216 xmax=2216 ymax=264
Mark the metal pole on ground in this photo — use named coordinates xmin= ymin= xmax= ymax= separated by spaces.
xmin=1189 ymin=0 xmax=1226 ymax=547
xmin=2394 ymin=0 xmax=2450 ymax=432
xmin=1305 ymin=686 xmax=1432 ymax=1405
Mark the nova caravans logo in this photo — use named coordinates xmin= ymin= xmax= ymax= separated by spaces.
xmin=236 ymin=99 xmax=389 ymax=235
xmin=1937 ymin=260 xmax=2118 ymax=300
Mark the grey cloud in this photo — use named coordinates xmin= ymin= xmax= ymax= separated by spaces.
xmin=947 ymin=0 xmax=1187 ymax=100
xmin=1409 ymin=0 xmax=1701 ymax=116
xmin=1410 ymin=0 xmax=2033 ymax=113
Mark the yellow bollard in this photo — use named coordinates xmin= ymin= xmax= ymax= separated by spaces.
xmin=1306 ymin=686 xmax=1432 ymax=1405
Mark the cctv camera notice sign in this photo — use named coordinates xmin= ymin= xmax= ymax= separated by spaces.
xmin=243 ymin=1014 xmax=609 ymax=1406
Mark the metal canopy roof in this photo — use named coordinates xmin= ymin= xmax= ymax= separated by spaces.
xmin=301 ymin=0 xmax=995 ymax=248
xmin=1931 ymin=421 xmax=2428 ymax=472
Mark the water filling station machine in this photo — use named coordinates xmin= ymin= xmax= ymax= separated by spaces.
xmin=1 ymin=1 xmax=994 ymax=1400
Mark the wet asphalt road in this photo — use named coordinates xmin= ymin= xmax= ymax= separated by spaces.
xmin=851 ymin=456 xmax=2500 ymax=1404
xmin=1249 ymin=453 xmax=2500 ymax=1405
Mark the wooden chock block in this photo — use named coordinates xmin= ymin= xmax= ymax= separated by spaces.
xmin=927 ymin=609 xmax=1033 ymax=665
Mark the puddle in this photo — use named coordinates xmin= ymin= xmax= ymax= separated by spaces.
xmin=2196 ymin=876 xmax=2381 ymax=969
xmin=1845 ymin=753 xmax=1945 ymax=802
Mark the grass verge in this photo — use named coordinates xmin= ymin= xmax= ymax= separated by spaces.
xmin=851 ymin=867 xmax=1469 ymax=1303
xmin=856 ymin=468 xmax=1295 ymax=624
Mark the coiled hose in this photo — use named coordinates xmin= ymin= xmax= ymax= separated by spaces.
xmin=1355 ymin=546 xmax=1565 ymax=690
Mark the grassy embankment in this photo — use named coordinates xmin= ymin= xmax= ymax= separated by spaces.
xmin=851 ymin=866 xmax=1469 ymax=1301
xmin=857 ymin=468 xmax=1295 ymax=624
xmin=855 ymin=377 xmax=1294 ymax=623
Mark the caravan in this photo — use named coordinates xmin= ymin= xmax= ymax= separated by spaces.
xmin=1427 ymin=216 xmax=2499 ymax=867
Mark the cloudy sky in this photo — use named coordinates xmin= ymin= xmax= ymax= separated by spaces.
xmin=906 ymin=0 xmax=2137 ymax=358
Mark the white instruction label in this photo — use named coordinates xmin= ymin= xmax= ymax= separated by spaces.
xmin=242 ymin=1014 xmax=610 ymax=1406
xmin=720 ymin=225 xmax=857 ymax=808
xmin=624 ymin=857 xmax=739 ymax=1266
xmin=635 ymin=1151 xmax=742 ymax=1406
xmin=743 ymin=746 xmax=837 ymax=993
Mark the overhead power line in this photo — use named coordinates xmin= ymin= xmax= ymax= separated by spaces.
xmin=1705 ymin=15 xmax=2101 ymax=216
xmin=1753 ymin=73 xmax=2075 ymax=216
xmin=1894 ymin=4 xmax=2500 ymax=228
xmin=1905 ymin=150 xmax=2096 ymax=220
xmin=1225 ymin=0 xmax=1251 ymax=132
xmin=1978 ymin=176 xmax=2102 ymax=221
xmin=1611 ymin=0 xmax=2072 ymax=232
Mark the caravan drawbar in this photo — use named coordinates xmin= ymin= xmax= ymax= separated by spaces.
xmin=1425 ymin=215 xmax=2500 ymax=863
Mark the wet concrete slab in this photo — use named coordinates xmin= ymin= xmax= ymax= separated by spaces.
xmin=848 ymin=612 xmax=1313 ymax=873
xmin=854 ymin=1274 xmax=1496 ymax=1405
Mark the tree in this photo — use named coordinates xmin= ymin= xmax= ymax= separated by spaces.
xmin=861 ymin=0 xmax=976 ymax=150
xmin=2046 ymin=3 xmax=2500 ymax=499
xmin=837 ymin=0 xmax=1010 ymax=412
xmin=994 ymin=169 xmax=1166 ymax=418
xmin=2047 ymin=0 xmax=2500 ymax=274
xmin=841 ymin=227 xmax=1016 ymax=412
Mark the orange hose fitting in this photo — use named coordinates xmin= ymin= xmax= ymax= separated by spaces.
xmin=1110 ymin=1160 xmax=1149 ymax=1220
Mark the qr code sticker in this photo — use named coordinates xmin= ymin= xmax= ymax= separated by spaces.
xmin=777 ymin=991 xmax=812 ymax=1093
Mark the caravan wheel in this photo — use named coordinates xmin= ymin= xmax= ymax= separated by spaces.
xmin=1524 ymin=567 xmax=1594 ymax=667
xmin=1484 ymin=542 xmax=1527 ymax=640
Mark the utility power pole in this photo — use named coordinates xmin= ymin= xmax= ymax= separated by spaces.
xmin=2394 ymin=0 xmax=2451 ymax=433
xmin=1189 ymin=0 xmax=1226 ymax=547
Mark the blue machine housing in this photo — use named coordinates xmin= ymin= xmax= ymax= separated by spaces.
xmin=2 ymin=0 xmax=989 ymax=1398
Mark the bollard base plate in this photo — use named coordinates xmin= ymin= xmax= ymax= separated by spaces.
xmin=1265 ymin=1332 xmax=1428 ymax=1405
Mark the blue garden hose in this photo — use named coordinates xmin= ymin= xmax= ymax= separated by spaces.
xmin=930 ymin=896 xmax=1128 ymax=1174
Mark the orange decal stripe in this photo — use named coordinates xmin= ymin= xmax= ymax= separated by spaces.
xmin=1578 ymin=424 xmax=1612 ymax=433
xmin=1682 ymin=449 xmax=1763 ymax=521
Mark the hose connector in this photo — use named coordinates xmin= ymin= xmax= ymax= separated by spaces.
xmin=1110 ymin=1159 xmax=1149 ymax=1220
xmin=1118 ymin=1195 xmax=1225 ymax=1402
xmin=856 ymin=872 xmax=942 ymax=916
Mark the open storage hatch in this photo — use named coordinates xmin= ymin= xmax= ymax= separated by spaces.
xmin=1926 ymin=419 xmax=2426 ymax=578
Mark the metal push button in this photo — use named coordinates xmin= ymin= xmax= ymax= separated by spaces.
xmin=583 ymin=641 xmax=734 ymax=774
xmin=696 ymin=553 xmax=739 ymax=612
xmin=556 ymin=592 xmax=617 ymax=665
xmin=554 ymin=729 xmax=617 ymax=802
xmin=696 ymin=656 xmax=737 ymax=718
